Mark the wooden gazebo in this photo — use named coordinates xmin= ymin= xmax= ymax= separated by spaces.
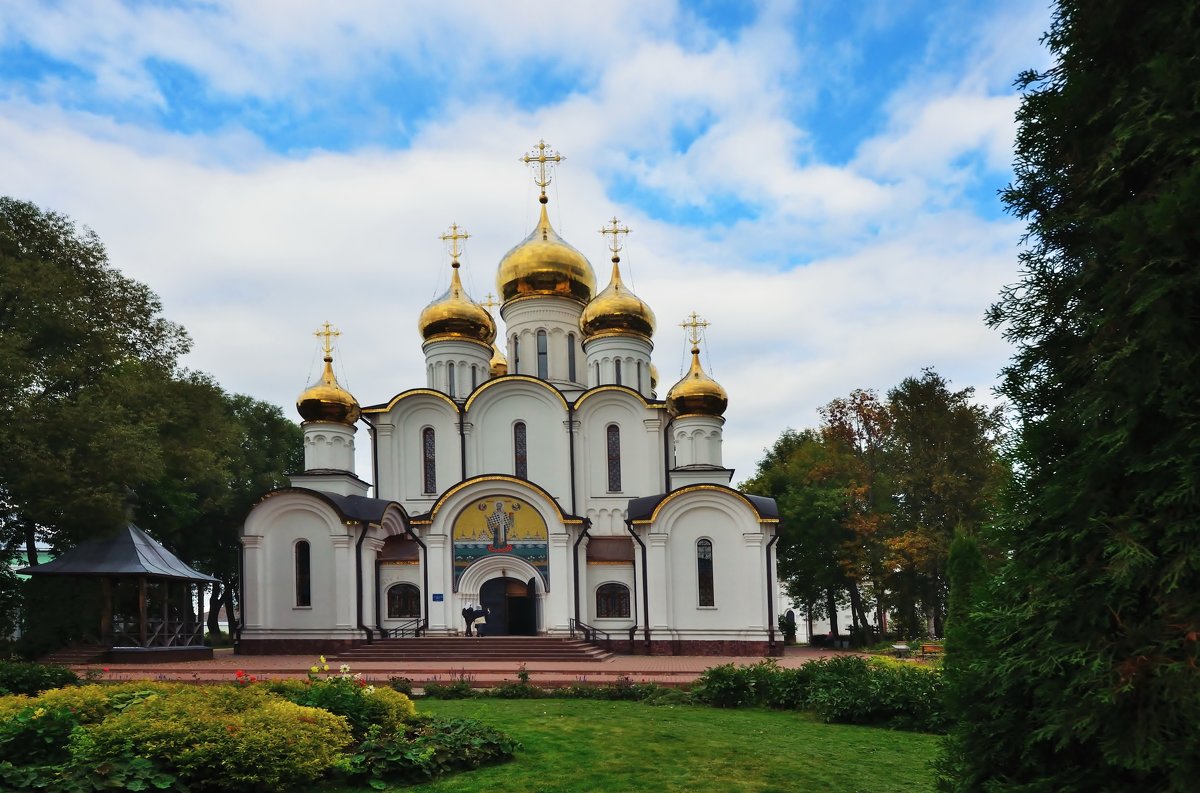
xmin=19 ymin=523 xmax=218 ymax=662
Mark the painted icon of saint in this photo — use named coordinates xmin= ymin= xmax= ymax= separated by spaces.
xmin=486 ymin=500 xmax=515 ymax=550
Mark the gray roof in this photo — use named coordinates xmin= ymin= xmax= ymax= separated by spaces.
xmin=16 ymin=524 xmax=219 ymax=582
xmin=626 ymin=485 xmax=780 ymax=523
xmin=257 ymin=488 xmax=405 ymax=525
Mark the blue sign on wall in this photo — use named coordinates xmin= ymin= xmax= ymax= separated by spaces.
xmin=432 ymin=593 xmax=444 ymax=602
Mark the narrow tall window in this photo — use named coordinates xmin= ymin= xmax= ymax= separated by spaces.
xmin=637 ymin=361 xmax=643 ymax=393
xmin=614 ymin=359 xmax=622 ymax=385
xmin=295 ymin=541 xmax=311 ymax=607
xmin=537 ymin=330 xmax=548 ymax=379
xmin=387 ymin=584 xmax=421 ymax=618
xmin=512 ymin=334 xmax=520 ymax=374
xmin=422 ymin=427 xmax=436 ymax=494
xmin=514 ymin=422 xmax=528 ymax=479
xmin=596 ymin=583 xmax=631 ymax=618
xmin=567 ymin=333 xmax=577 ymax=381
xmin=447 ymin=362 xmax=456 ymax=398
xmin=697 ymin=539 xmax=715 ymax=606
xmin=606 ymin=424 xmax=621 ymax=492
xmin=471 ymin=365 xmax=478 ymax=390
xmin=595 ymin=361 xmax=600 ymax=384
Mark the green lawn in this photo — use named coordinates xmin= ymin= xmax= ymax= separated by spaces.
xmin=381 ymin=699 xmax=940 ymax=793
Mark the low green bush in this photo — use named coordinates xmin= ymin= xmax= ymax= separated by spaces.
xmin=0 ymin=660 xmax=78 ymax=696
xmin=341 ymin=716 xmax=520 ymax=787
xmin=424 ymin=680 xmax=476 ymax=699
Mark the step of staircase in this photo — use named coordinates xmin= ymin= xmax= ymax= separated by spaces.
xmin=39 ymin=644 xmax=108 ymax=665
xmin=329 ymin=637 xmax=613 ymax=663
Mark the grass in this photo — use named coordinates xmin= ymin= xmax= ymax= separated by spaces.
xmin=363 ymin=698 xmax=940 ymax=792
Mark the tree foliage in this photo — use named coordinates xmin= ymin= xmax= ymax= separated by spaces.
xmin=939 ymin=2 xmax=1200 ymax=790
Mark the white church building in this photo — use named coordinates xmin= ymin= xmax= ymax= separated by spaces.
xmin=239 ymin=142 xmax=782 ymax=656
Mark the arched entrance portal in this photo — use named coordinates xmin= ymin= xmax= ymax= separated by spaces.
xmin=479 ymin=577 xmax=538 ymax=636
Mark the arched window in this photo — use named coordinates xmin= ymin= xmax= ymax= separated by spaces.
xmin=606 ymin=424 xmax=621 ymax=492
xmin=596 ymin=583 xmax=631 ymax=619
xmin=567 ymin=333 xmax=577 ymax=381
xmin=536 ymin=330 xmax=549 ymax=378
xmin=471 ymin=364 xmax=478 ymax=391
xmin=636 ymin=361 xmax=643 ymax=393
xmin=594 ymin=361 xmax=600 ymax=384
xmin=447 ymin=362 xmax=456 ymax=398
xmin=295 ymin=540 xmax=311 ymax=607
xmin=422 ymin=427 xmax=436 ymax=494
xmin=387 ymin=583 xmax=421 ymax=619
xmin=614 ymin=359 xmax=622 ymax=385
xmin=512 ymin=334 xmax=520 ymax=374
xmin=697 ymin=539 xmax=715 ymax=606
xmin=514 ymin=421 xmax=528 ymax=479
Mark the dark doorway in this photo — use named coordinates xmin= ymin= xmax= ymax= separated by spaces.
xmin=479 ymin=576 xmax=537 ymax=636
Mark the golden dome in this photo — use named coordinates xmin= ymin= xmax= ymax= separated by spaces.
xmin=496 ymin=199 xmax=596 ymax=304
xmin=580 ymin=257 xmax=656 ymax=340
xmin=418 ymin=261 xmax=497 ymax=345
xmin=297 ymin=354 xmax=361 ymax=424
xmin=489 ymin=344 xmax=508 ymax=377
xmin=666 ymin=346 xmax=728 ymax=417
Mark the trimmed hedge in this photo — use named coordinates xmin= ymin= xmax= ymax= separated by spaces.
xmin=0 ymin=660 xmax=78 ymax=696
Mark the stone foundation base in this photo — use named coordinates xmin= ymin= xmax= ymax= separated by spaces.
xmin=236 ymin=638 xmax=363 ymax=655
xmin=610 ymin=639 xmax=781 ymax=657
xmin=107 ymin=646 xmax=214 ymax=664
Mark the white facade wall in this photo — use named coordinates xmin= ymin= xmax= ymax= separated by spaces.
xmin=422 ymin=337 xmax=492 ymax=398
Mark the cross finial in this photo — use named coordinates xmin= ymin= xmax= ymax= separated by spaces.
xmin=439 ymin=222 xmax=470 ymax=265
xmin=680 ymin=312 xmax=710 ymax=347
xmin=521 ymin=139 xmax=564 ymax=200
xmin=480 ymin=292 xmax=501 ymax=314
xmin=599 ymin=216 xmax=630 ymax=258
xmin=314 ymin=321 xmax=342 ymax=357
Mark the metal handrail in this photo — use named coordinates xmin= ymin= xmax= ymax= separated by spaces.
xmin=380 ymin=617 xmax=426 ymax=639
xmin=568 ymin=618 xmax=615 ymax=652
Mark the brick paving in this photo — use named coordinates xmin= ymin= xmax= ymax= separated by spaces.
xmin=70 ymin=644 xmax=864 ymax=688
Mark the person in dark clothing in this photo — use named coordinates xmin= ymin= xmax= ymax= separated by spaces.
xmin=473 ymin=606 xmax=489 ymax=637
xmin=462 ymin=603 xmax=478 ymax=636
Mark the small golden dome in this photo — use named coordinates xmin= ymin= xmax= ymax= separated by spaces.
xmin=298 ymin=354 xmax=361 ymax=424
xmin=418 ymin=262 xmax=497 ymax=345
xmin=580 ymin=257 xmax=656 ymax=340
xmin=497 ymin=200 xmax=596 ymax=304
xmin=666 ymin=346 xmax=728 ymax=417
xmin=489 ymin=344 xmax=508 ymax=377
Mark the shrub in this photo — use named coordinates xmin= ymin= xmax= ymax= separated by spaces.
xmin=691 ymin=662 xmax=780 ymax=708
xmin=490 ymin=680 xmax=544 ymax=699
xmin=805 ymin=656 xmax=946 ymax=732
xmin=0 ymin=660 xmax=79 ymax=696
xmin=388 ymin=675 xmax=414 ymax=696
xmin=424 ymin=680 xmax=475 ymax=699
xmin=342 ymin=716 xmax=519 ymax=786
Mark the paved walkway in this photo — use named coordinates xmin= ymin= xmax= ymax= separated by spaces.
xmin=72 ymin=645 xmax=865 ymax=688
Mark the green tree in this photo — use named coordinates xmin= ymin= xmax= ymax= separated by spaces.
xmin=939 ymin=2 xmax=1200 ymax=789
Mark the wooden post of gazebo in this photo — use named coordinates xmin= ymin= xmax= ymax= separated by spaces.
xmin=100 ymin=577 xmax=113 ymax=644
xmin=138 ymin=576 xmax=148 ymax=647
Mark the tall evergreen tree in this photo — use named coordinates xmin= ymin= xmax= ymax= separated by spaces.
xmin=939 ymin=2 xmax=1200 ymax=790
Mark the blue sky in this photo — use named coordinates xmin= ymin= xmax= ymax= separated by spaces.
xmin=0 ymin=0 xmax=1052 ymax=480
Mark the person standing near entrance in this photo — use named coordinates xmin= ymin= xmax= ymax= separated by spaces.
xmin=462 ymin=603 xmax=478 ymax=636
xmin=474 ymin=606 xmax=489 ymax=637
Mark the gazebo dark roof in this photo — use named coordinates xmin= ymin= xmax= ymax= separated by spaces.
xmin=17 ymin=523 xmax=218 ymax=582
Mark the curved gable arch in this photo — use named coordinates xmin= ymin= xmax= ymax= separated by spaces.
xmin=574 ymin=384 xmax=664 ymax=412
xmin=463 ymin=374 xmax=569 ymax=413
xmin=631 ymin=484 xmax=779 ymax=528
xmin=417 ymin=474 xmax=583 ymax=530
xmin=362 ymin=388 xmax=460 ymax=417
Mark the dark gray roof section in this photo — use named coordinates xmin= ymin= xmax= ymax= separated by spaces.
xmin=16 ymin=524 xmax=219 ymax=582
xmin=257 ymin=487 xmax=406 ymax=525
xmin=626 ymin=485 xmax=780 ymax=523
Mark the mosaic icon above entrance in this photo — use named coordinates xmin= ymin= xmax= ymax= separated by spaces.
xmin=452 ymin=496 xmax=548 ymax=588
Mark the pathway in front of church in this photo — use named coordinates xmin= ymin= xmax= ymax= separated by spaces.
xmin=74 ymin=645 xmax=872 ymax=688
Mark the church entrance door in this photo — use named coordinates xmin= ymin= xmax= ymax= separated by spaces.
xmin=479 ymin=577 xmax=536 ymax=636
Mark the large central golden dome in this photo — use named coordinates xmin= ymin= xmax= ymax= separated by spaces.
xmin=496 ymin=199 xmax=596 ymax=304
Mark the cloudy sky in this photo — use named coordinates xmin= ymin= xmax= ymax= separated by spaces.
xmin=1 ymin=0 xmax=1052 ymax=485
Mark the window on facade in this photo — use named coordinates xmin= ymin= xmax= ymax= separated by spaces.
xmin=595 ymin=361 xmax=600 ymax=384
xmin=512 ymin=334 xmax=520 ymax=374
xmin=636 ymin=361 xmax=643 ymax=393
xmin=596 ymin=583 xmax=631 ymax=618
xmin=606 ymin=424 xmax=621 ymax=492
xmin=697 ymin=539 xmax=715 ymax=606
xmin=537 ymin=330 xmax=548 ymax=379
xmin=295 ymin=540 xmax=311 ymax=607
xmin=514 ymin=422 xmax=528 ymax=479
xmin=614 ymin=359 xmax=622 ymax=385
xmin=471 ymin=364 xmax=478 ymax=391
xmin=447 ymin=362 xmax=456 ymax=398
xmin=567 ymin=333 xmax=577 ymax=381
xmin=422 ymin=427 xmax=436 ymax=494
xmin=387 ymin=583 xmax=421 ymax=619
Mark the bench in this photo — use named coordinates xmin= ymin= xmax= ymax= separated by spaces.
xmin=918 ymin=643 xmax=944 ymax=659
xmin=891 ymin=643 xmax=911 ymax=659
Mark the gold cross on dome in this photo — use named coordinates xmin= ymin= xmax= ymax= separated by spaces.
xmin=439 ymin=223 xmax=470 ymax=263
xmin=480 ymin=293 xmax=500 ymax=314
xmin=521 ymin=139 xmax=564 ymax=196
xmin=680 ymin=312 xmax=710 ymax=346
xmin=599 ymin=216 xmax=630 ymax=256
xmin=314 ymin=321 xmax=342 ymax=356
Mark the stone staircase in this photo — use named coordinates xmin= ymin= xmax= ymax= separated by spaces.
xmin=39 ymin=644 xmax=108 ymax=665
xmin=329 ymin=636 xmax=613 ymax=663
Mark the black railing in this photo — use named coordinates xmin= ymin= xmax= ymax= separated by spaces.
xmin=112 ymin=617 xmax=206 ymax=648
xmin=568 ymin=618 xmax=615 ymax=652
xmin=380 ymin=618 xmax=426 ymax=639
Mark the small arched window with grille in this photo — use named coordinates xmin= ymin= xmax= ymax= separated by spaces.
xmin=536 ymin=330 xmax=549 ymax=379
xmin=422 ymin=427 xmax=436 ymax=494
xmin=471 ymin=364 xmax=478 ymax=391
xmin=295 ymin=540 xmax=311 ymax=607
xmin=636 ymin=361 xmax=643 ymax=392
xmin=514 ymin=421 xmax=528 ymax=479
xmin=614 ymin=359 xmax=622 ymax=385
xmin=387 ymin=583 xmax=421 ymax=619
xmin=512 ymin=334 xmax=520 ymax=374
xmin=697 ymin=539 xmax=715 ymax=606
xmin=606 ymin=424 xmax=621 ymax=492
xmin=596 ymin=583 xmax=631 ymax=619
